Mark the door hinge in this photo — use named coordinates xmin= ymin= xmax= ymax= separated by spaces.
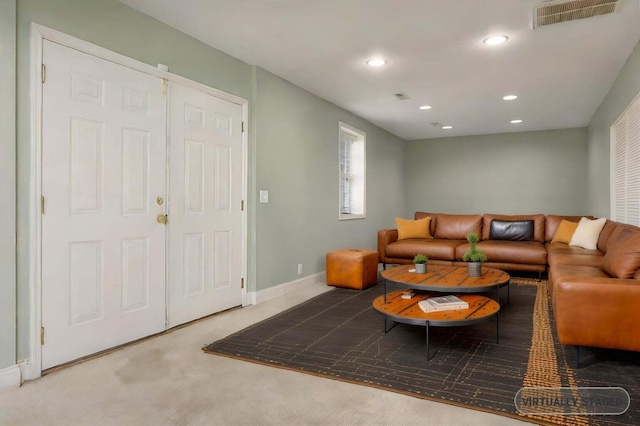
xmin=41 ymin=327 xmax=45 ymax=345
xmin=41 ymin=195 xmax=45 ymax=215
xmin=162 ymin=78 xmax=167 ymax=95
xmin=241 ymin=278 xmax=245 ymax=289
xmin=241 ymin=200 xmax=244 ymax=211
xmin=41 ymin=64 xmax=46 ymax=84
xmin=242 ymin=121 xmax=245 ymax=133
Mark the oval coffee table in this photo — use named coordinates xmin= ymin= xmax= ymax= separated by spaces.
xmin=373 ymin=290 xmax=500 ymax=360
xmin=381 ymin=264 xmax=510 ymax=305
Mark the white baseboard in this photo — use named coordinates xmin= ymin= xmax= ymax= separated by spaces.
xmin=247 ymin=271 xmax=326 ymax=305
xmin=18 ymin=359 xmax=37 ymax=382
xmin=0 ymin=364 xmax=21 ymax=394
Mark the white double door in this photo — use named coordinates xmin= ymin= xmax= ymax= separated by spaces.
xmin=41 ymin=41 xmax=243 ymax=370
xmin=167 ymin=83 xmax=244 ymax=327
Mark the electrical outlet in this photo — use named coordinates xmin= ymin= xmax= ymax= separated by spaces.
xmin=297 ymin=264 xmax=303 ymax=275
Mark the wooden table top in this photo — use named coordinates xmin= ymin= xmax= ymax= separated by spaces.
xmin=381 ymin=265 xmax=510 ymax=293
xmin=372 ymin=290 xmax=499 ymax=327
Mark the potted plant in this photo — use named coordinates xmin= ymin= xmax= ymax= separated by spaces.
xmin=462 ymin=232 xmax=486 ymax=277
xmin=413 ymin=254 xmax=428 ymax=274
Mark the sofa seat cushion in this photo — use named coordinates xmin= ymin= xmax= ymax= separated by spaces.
xmin=547 ymin=252 xmax=603 ymax=268
xmin=455 ymin=240 xmax=547 ymax=265
xmin=386 ymin=239 xmax=464 ymax=261
xmin=545 ymin=242 xmax=603 ymax=256
xmin=548 ymin=264 xmax=610 ymax=298
xmin=549 ymin=264 xmax=610 ymax=282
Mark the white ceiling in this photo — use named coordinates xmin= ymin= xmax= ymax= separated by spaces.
xmin=119 ymin=0 xmax=640 ymax=141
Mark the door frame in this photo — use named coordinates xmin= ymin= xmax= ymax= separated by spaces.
xmin=26 ymin=23 xmax=249 ymax=380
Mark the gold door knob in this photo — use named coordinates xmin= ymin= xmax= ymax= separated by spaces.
xmin=156 ymin=214 xmax=168 ymax=224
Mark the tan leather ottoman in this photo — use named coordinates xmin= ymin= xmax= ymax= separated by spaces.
xmin=326 ymin=249 xmax=379 ymax=290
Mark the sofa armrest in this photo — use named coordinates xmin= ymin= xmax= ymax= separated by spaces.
xmin=378 ymin=229 xmax=398 ymax=264
xmin=553 ymin=277 xmax=640 ymax=352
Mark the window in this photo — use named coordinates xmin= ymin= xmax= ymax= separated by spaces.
xmin=611 ymin=91 xmax=640 ymax=226
xmin=339 ymin=121 xmax=366 ymax=220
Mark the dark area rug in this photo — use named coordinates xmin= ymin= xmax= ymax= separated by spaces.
xmin=203 ymin=278 xmax=639 ymax=426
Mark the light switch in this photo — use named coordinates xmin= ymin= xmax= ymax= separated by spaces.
xmin=259 ymin=190 xmax=269 ymax=203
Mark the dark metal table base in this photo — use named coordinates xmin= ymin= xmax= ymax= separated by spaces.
xmin=384 ymin=312 xmax=500 ymax=361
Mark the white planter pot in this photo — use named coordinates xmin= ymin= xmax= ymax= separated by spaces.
xmin=415 ymin=263 xmax=427 ymax=274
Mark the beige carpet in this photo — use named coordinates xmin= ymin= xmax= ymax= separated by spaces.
xmin=0 ymin=282 xmax=528 ymax=425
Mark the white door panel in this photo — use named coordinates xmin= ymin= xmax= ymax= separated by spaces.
xmin=168 ymin=83 xmax=244 ymax=327
xmin=41 ymin=40 xmax=167 ymax=369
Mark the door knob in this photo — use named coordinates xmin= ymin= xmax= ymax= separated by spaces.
xmin=157 ymin=214 xmax=168 ymax=224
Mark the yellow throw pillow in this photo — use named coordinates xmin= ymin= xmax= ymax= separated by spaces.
xmin=395 ymin=217 xmax=432 ymax=240
xmin=551 ymin=220 xmax=579 ymax=244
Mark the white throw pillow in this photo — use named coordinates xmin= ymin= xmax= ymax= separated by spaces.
xmin=569 ymin=217 xmax=607 ymax=250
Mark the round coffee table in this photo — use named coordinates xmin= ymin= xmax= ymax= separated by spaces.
xmin=381 ymin=264 xmax=510 ymax=305
xmin=373 ymin=290 xmax=500 ymax=360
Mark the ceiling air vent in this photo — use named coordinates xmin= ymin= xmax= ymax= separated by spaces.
xmin=394 ymin=92 xmax=411 ymax=100
xmin=533 ymin=0 xmax=619 ymax=29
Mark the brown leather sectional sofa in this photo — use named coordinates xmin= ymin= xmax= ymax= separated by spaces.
xmin=378 ymin=212 xmax=549 ymax=274
xmin=548 ymin=217 xmax=640 ymax=355
xmin=378 ymin=212 xmax=640 ymax=355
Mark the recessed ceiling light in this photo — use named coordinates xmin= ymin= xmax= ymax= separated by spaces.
xmin=483 ymin=35 xmax=509 ymax=45
xmin=419 ymin=105 xmax=432 ymax=110
xmin=510 ymin=119 xmax=523 ymax=124
xmin=366 ymin=59 xmax=387 ymax=67
xmin=503 ymin=95 xmax=518 ymax=101
xmin=442 ymin=126 xmax=453 ymax=130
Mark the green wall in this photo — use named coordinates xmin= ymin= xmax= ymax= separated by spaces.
xmin=15 ymin=0 xmax=254 ymax=361
xmin=0 ymin=0 xmax=17 ymax=370
xmin=12 ymin=0 xmax=407 ymax=363
xmin=587 ymin=40 xmax=640 ymax=218
xmin=254 ymin=68 xmax=405 ymax=290
xmin=6 ymin=0 xmax=639 ymax=373
xmin=404 ymin=128 xmax=589 ymax=216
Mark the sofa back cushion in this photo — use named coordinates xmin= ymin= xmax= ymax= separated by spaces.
xmin=434 ymin=214 xmax=482 ymax=240
xmin=599 ymin=221 xmax=640 ymax=253
xmin=602 ymin=230 xmax=640 ymax=278
xmin=545 ymin=215 xmax=590 ymax=242
xmin=482 ymin=214 xmax=545 ymax=242
xmin=597 ymin=220 xmax=617 ymax=252
xmin=414 ymin=212 xmax=438 ymax=237
xmin=489 ymin=219 xmax=534 ymax=241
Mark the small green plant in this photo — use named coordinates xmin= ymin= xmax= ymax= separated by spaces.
xmin=413 ymin=254 xmax=428 ymax=264
xmin=462 ymin=232 xmax=487 ymax=263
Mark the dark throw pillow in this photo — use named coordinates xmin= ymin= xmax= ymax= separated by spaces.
xmin=489 ymin=219 xmax=534 ymax=241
